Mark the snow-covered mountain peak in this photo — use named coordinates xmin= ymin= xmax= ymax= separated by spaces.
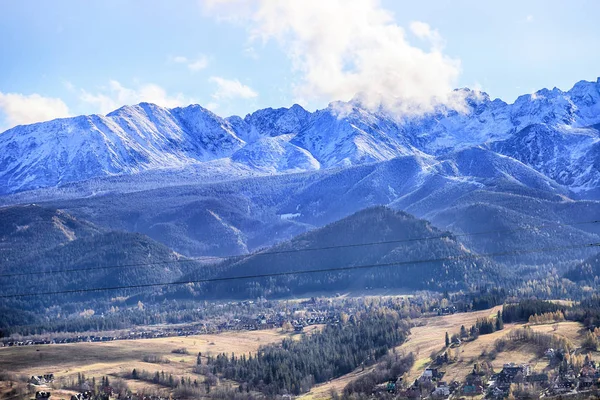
xmin=3 ymin=78 xmax=600 ymax=197
xmin=242 ymin=104 xmax=311 ymax=138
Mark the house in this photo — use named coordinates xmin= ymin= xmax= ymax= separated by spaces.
xmin=29 ymin=375 xmax=53 ymax=386
xmin=502 ymin=363 xmax=530 ymax=377
xmin=386 ymin=379 xmax=397 ymax=393
xmin=70 ymin=391 xmax=93 ymax=400
xmin=579 ymin=376 xmax=595 ymax=389
xmin=526 ymin=373 xmax=548 ymax=384
xmin=462 ymin=384 xmax=482 ymax=395
xmin=421 ymin=369 xmax=434 ymax=381
xmin=432 ymin=384 xmax=450 ymax=398
xmin=494 ymin=363 xmax=529 ymax=385
xmin=29 ymin=376 xmax=45 ymax=385
xmin=420 ymin=368 xmax=444 ymax=382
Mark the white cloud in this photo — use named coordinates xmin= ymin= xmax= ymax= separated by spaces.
xmin=79 ymin=80 xmax=194 ymax=114
xmin=204 ymin=0 xmax=464 ymax=116
xmin=171 ymin=54 xmax=209 ymax=71
xmin=205 ymin=102 xmax=220 ymax=111
xmin=188 ymin=56 xmax=209 ymax=71
xmin=209 ymin=76 xmax=258 ymax=99
xmin=409 ymin=21 xmax=444 ymax=50
xmin=243 ymin=46 xmax=259 ymax=59
xmin=173 ymin=55 xmax=189 ymax=63
xmin=526 ymin=15 xmax=534 ymax=22
xmin=0 ymin=92 xmax=70 ymax=129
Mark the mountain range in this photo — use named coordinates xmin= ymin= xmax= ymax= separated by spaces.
xmin=2 ymin=78 xmax=600 ymax=299
xmin=2 ymin=78 xmax=600 ymax=196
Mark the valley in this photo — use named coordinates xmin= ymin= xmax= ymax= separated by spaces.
xmin=2 ymin=76 xmax=600 ymax=400
xmin=4 ymin=298 xmax=600 ymax=400
xmin=3 ymin=1 xmax=600 ymax=398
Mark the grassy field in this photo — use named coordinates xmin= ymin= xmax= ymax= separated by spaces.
xmin=1 ymin=310 xmax=592 ymax=400
xmin=301 ymin=307 xmax=502 ymax=399
xmin=0 ymin=326 xmax=321 ymax=399
xmin=395 ymin=306 xmax=504 ymax=382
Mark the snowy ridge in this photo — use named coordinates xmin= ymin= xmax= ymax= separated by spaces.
xmin=1 ymin=78 xmax=600 ymax=195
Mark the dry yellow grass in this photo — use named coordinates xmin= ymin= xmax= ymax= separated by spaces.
xmin=446 ymin=321 xmax=588 ymax=382
xmin=0 ymin=329 xmax=298 ymax=374
xmin=0 ymin=327 xmax=323 ymax=398
xmin=304 ymin=309 xmax=590 ymax=400
xmin=396 ymin=306 xmax=503 ymax=382
xmin=301 ymin=367 xmax=374 ymax=400
xmin=529 ymin=321 xmax=585 ymax=346
xmin=302 ymin=307 xmax=502 ymax=399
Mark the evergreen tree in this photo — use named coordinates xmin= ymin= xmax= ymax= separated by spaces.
xmin=496 ymin=311 xmax=504 ymax=331
xmin=445 ymin=331 xmax=450 ymax=347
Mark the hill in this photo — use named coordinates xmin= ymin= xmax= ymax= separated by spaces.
xmin=183 ymin=207 xmax=503 ymax=298
xmin=0 ymin=205 xmax=206 ymax=303
xmin=564 ymin=252 xmax=600 ymax=282
xmin=2 ymin=146 xmax=597 ymax=269
xmin=0 ymin=204 xmax=102 ymax=264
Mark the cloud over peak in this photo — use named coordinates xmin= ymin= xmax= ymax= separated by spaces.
xmin=205 ymin=0 xmax=463 ymax=115
xmin=79 ymin=80 xmax=194 ymax=114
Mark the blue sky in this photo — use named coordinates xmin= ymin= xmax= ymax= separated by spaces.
xmin=1 ymin=0 xmax=599 ymax=130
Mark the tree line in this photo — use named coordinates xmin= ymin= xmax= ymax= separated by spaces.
xmin=195 ymin=312 xmax=410 ymax=396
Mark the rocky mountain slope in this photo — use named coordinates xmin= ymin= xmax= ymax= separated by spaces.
xmin=2 ymin=79 xmax=600 ymax=197
xmin=1 ymin=78 xmax=600 ymax=272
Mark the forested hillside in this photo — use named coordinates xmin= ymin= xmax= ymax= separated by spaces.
xmin=564 ymin=252 xmax=600 ymax=282
xmin=0 ymin=205 xmax=208 ymax=304
xmin=183 ymin=207 xmax=503 ymax=298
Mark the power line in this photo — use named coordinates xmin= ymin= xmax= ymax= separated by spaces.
xmin=1 ymin=219 xmax=599 ymax=278
xmin=1 ymin=242 xmax=598 ymax=299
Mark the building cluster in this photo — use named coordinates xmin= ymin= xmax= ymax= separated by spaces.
xmin=486 ymin=359 xmax=600 ymax=398
xmin=29 ymin=375 xmax=55 ymax=386
xmin=463 ymin=358 xmax=600 ymax=399
xmin=2 ymin=299 xmax=344 ymax=348
xmin=547 ymin=358 xmax=600 ymax=396
xmin=70 ymin=391 xmax=94 ymax=400
xmin=384 ymin=357 xmax=600 ymax=399
xmin=487 ymin=363 xmax=537 ymax=398
xmin=1 ymin=313 xmax=336 ymax=348
xmin=394 ymin=368 xmax=458 ymax=398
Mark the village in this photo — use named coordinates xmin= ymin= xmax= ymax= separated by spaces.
xmin=0 ymin=312 xmax=333 ymax=349
xmin=5 ymin=295 xmax=600 ymax=400
xmin=0 ymin=297 xmax=346 ymax=349
xmin=21 ymin=354 xmax=600 ymax=400
xmin=393 ymin=357 xmax=600 ymax=399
